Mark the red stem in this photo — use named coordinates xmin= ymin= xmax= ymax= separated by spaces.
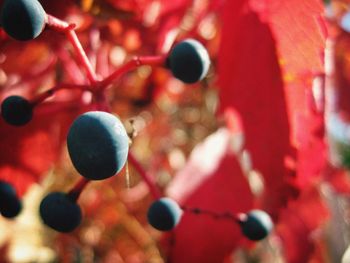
xmin=92 ymin=90 xmax=111 ymax=112
xmin=128 ymin=152 xmax=162 ymax=199
xmin=99 ymin=55 xmax=166 ymax=88
xmin=180 ymin=206 xmax=245 ymax=224
xmin=96 ymin=43 xmax=110 ymax=78
xmin=66 ymin=30 xmax=98 ymax=84
xmin=57 ymin=48 xmax=86 ymax=84
xmin=30 ymin=84 xmax=92 ymax=106
xmin=46 ymin=14 xmax=98 ymax=85
xmin=46 ymin=14 xmax=72 ymax=32
xmin=67 ymin=177 xmax=91 ymax=202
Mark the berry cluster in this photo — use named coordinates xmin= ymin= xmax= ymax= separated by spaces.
xmin=0 ymin=0 xmax=210 ymax=232
xmin=0 ymin=0 xmax=272 ymax=246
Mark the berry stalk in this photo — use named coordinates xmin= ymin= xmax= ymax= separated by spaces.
xmin=92 ymin=90 xmax=111 ymax=112
xmin=57 ymin=48 xmax=86 ymax=84
xmin=99 ymin=55 xmax=166 ymax=88
xmin=180 ymin=206 xmax=243 ymax=223
xmin=179 ymin=207 xmax=273 ymax=240
xmin=45 ymin=14 xmax=72 ymax=32
xmin=66 ymin=29 xmax=98 ymax=84
xmin=67 ymin=178 xmax=91 ymax=202
xmin=30 ymin=83 xmax=92 ymax=106
xmin=128 ymin=152 xmax=162 ymax=199
xmin=46 ymin=14 xmax=98 ymax=84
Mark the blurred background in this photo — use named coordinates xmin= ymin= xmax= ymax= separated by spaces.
xmin=1 ymin=0 xmax=350 ymax=262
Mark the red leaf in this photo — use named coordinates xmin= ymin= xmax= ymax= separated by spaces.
xmin=277 ymin=185 xmax=329 ymax=263
xmin=0 ymin=101 xmax=84 ymax=196
xmin=295 ymin=112 xmax=327 ymax=188
xmin=165 ymin=128 xmax=253 ymax=263
xmin=217 ymin=0 xmax=326 ymax=216
xmin=334 ymin=30 xmax=350 ymax=117
xmin=267 ymin=0 xmax=325 ymax=75
xmin=217 ymin=0 xmax=292 ymax=216
xmin=325 ymin=166 xmax=350 ymax=194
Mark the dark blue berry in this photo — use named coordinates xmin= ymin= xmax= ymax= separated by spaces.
xmin=39 ymin=192 xmax=82 ymax=233
xmin=67 ymin=111 xmax=129 ymax=180
xmin=240 ymin=210 xmax=273 ymax=241
xmin=0 ymin=0 xmax=46 ymax=41
xmin=167 ymin=39 xmax=210 ymax=84
xmin=1 ymin=95 xmax=33 ymax=126
xmin=0 ymin=181 xmax=22 ymax=218
xmin=147 ymin=198 xmax=182 ymax=231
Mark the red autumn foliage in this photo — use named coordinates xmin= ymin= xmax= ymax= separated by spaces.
xmin=0 ymin=0 xmax=349 ymax=262
xmin=166 ymin=129 xmax=253 ymax=263
xmin=217 ymin=0 xmax=293 ymax=216
xmin=0 ymin=102 xmax=86 ymax=196
xmin=216 ymin=0 xmax=331 ymax=261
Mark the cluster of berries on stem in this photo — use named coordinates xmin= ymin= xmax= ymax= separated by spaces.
xmin=0 ymin=0 xmax=273 ymax=243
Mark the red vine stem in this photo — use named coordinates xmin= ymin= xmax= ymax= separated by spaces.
xmin=128 ymin=152 xmax=162 ymax=199
xmin=57 ymin=47 xmax=86 ymax=84
xmin=30 ymin=83 xmax=92 ymax=106
xmin=67 ymin=177 xmax=91 ymax=202
xmin=66 ymin=30 xmax=98 ymax=84
xmin=46 ymin=15 xmax=167 ymax=199
xmin=181 ymin=206 xmax=244 ymax=224
xmin=99 ymin=55 xmax=166 ymax=88
xmin=46 ymin=15 xmax=166 ymax=90
xmin=92 ymin=90 xmax=111 ymax=112
xmin=46 ymin=14 xmax=98 ymax=85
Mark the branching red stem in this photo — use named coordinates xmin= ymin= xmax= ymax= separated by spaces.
xmin=46 ymin=15 xmax=166 ymax=93
xmin=30 ymin=84 xmax=92 ymax=106
xmin=66 ymin=30 xmax=98 ymax=84
xmin=99 ymin=55 xmax=166 ymax=88
xmin=57 ymin=48 xmax=87 ymax=84
xmin=46 ymin=14 xmax=98 ymax=84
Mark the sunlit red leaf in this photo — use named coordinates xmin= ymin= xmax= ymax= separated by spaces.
xmin=217 ymin=0 xmax=292 ymax=216
xmin=165 ymin=128 xmax=253 ymax=263
xmin=295 ymin=111 xmax=327 ymax=188
xmin=217 ymin=0 xmax=327 ymax=216
xmin=267 ymin=0 xmax=325 ymax=75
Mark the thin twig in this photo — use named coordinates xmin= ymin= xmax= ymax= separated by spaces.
xmin=128 ymin=152 xmax=162 ymax=200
